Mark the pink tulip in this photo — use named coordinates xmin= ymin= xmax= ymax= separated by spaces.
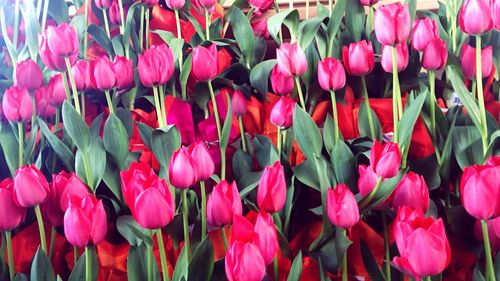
xmin=460 ymin=156 xmax=500 ymax=220
xmin=166 ymin=97 xmax=196 ymax=145
xmin=327 ymin=184 xmax=360 ymax=228
xmin=318 ymin=57 xmax=346 ymax=91
xmin=113 ymin=55 xmax=134 ymax=91
xmin=142 ymin=0 xmax=159 ymax=6
xmin=271 ymin=65 xmax=295 ymax=96
xmin=13 ymin=165 xmax=50 ymax=208
xmin=374 ymin=3 xmax=411 ymax=45
xmin=193 ymin=0 xmax=216 ymax=11
xmin=474 ymin=218 xmax=500 ymax=250
xmin=270 ymin=96 xmax=295 ymax=129
xmin=46 ymin=74 xmax=67 ymax=107
xmin=422 ymin=39 xmax=448 ymax=70
xmin=231 ymin=90 xmax=248 ymax=117
xmin=206 ymin=180 xmax=242 ymax=227
xmin=138 ymin=44 xmax=174 ymax=87
xmin=165 ymin=0 xmax=185 ymax=9
xmin=411 ymin=18 xmax=440 ymax=51
xmin=0 ymin=178 xmax=26 ymax=231
xmin=192 ymin=44 xmax=218 ymax=82
xmin=90 ymin=56 xmax=117 ymax=91
xmin=493 ymin=0 xmax=500 ymax=29
xmin=359 ymin=0 xmax=378 ymax=6
xmin=342 ymin=40 xmax=375 ymax=76
xmin=225 ymin=241 xmax=266 ymax=281
xmin=460 ymin=45 xmax=493 ymax=79
xmin=189 ymin=141 xmax=215 ymax=181
xmin=257 ymin=161 xmax=286 ymax=213
xmin=15 ymin=59 xmax=43 ymax=90
xmin=276 ymin=42 xmax=308 ymax=77
xmin=358 ymin=164 xmax=379 ymax=197
xmin=370 ymin=140 xmax=401 ymax=178
xmin=169 ymin=147 xmax=198 ymax=189
xmin=73 ymin=60 xmax=91 ymax=91
xmin=381 ymin=43 xmax=409 ymax=73
xmin=95 ymin=0 xmax=113 ymax=9
xmin=34 ymin=87 xmax=57 ymax=118
xmin=248 ymin=0 xmax=274 ymax=12
xmin=392 ymin=172 xmax=429 ymax=212
xmin=109 ymin=0 xmax=125 ymax=25
xmin=45 ymin=23 xmax=80 ymax=58
xmin=253 ymin=212 xmax=279 ymax=265
xmin=39 ymin=27 xmax=77 ymax=71
xmin=2 ymin=86 xmax=33 ymax=122
xmin=64 ymin=194 xmax=107 ymax=247
xmin=459 ymin=0 xmax=493 ymax=35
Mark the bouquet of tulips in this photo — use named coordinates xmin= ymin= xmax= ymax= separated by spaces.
xmin=0 ymin=0 xmax=499 ymax=279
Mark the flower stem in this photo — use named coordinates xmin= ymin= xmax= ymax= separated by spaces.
xmin=62 ymin=72 xmax=72 ymax=104
xmin=145 ymin=8 xmax=150 ymax=49
xmin=277 ymin=126 xmax=282 ymax=160
xmin=358 ymin=177 xmax=383 ymax=209
xmin=382 ymin=212 xmax=391 ymax=281
xmin=102 ymin=9 xmax=111 ymax=39
xmin=5 ymin=231 xmax=14 ymax=280
xmin=182 ymin=189 xmax=191 ymax=260
xmin=342 ymin=248 xmax=347 ymax=281
xmin=475 ymin=36 xmax=488 ymax=157
xmin=82 ymin=152 xmax=93 ymax=189
xmin=105 ymin=90 xmax=114 ymax=114
xmin=205 ymin=9 xmax=210 ymax=40
xmin=41 ymin=0 xmax=50 ymax=32
xmin=207 ymin=81 xmax=225 ymax=179
xmin=153 ymin=86 xmax=165 ymax=127
xmin=74 ymin=246 xmax=78 ymax=266
xmin=294 ymin=77 xmax=306 ymax=110
xmin=428 ymin=70 xmax=436 ymax=138
xmin=117 ymin=0 xmax=125 ymax=34
xmin=328 ymin=0 xmax=332 ymax=16
xmin=156 ymin=228 xmax=170 ymax=281
xmin=305 ymin=0 xmax=309 ymax=19
xmin=147 ymin=240 xmax=153 ymax=281
xmin=85 ymin=246 xmax=92 ymax=281
xmin=83 ymin=0 xmax=89 ymax=58
xmin=424 ymin=277 xmax=431 ymax=281
xmin=65 ymin=57 xmax=81 ymax=115
xmin=139 ymin=5 xmax=145 ymax=52
xmin=481 ymin=220 xmax=497 ymax=281
xmin=221 ymin=226 xmax=228 ymax=250
xmin=329 ymin=90 xmax=340 ymax=144
xmin=160 ymin=86 xmax=167 ymax=126
xmin=391 ymin=46 xmax=401 ymax=143
xmin=238 ymin=117 xmax=247 ymax=152
xmin=200 ymin=181 xmax=207 ymax=240
xmin=17 ymin=122 xmax=23 ymax=168
xmin=174 ymin=9 xmax=182 ymax=39
xmin=13 ymin=0 xmax=19 ymax=48
xmin=367 ymin=7 xmax=374 ymax=33
xmin=34 ymin=205 xmax=47 ymax=253
xmin=361 ymin=76 xmax=376 ymax=140
xmin=274 ymin=255 xmax=279 ymax=281
xmin=49 ymin=226 xmax=56 ymax=260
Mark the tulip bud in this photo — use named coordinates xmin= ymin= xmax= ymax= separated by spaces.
xmin=410 ymin=18 xmax=440 ymax=51
xmin=192 ymin=44 xmax=218 ymax=82
xmin=193 ymin=0 xmax=216 ymax=12
xmin=460 ymin=45 xmax=493 ymax=79
xmin=225 ymin=241 xmax=266 ymax=281
xmin=422 ymin=39 xmax=448 ymax=70
xmin=493 ymin=0 xmax=500 ymax=30
xmin=13 ymin=165 xmax=50 ymax=208
xmin=318 ymin=57 xmax=346 ymax=91
xmin=46 ymin=74 xmax=67 ymax=107
xmin=358 ymin=164 xmax=379 ymax=197
xmin=459 ymin=0 xmax=493 ymax=35
xmin=381 ymin=43 xmax=409 ymax=73
xmin=169 ymin=147 xmax=198 ymax=189
xmin=276 ymin=43 xmax=307 ymax=77
xmin=165 ymin=0 xmax=185 ymax=9
xmin=251 ymin=16 xmax=270 ymax=39
xmin=45 ymin=23 xmax=80 ymax=58
xmin=327 ymin=184 xmax=360 ymax=228
xmin=370 ymin=140 xmax=401 ymax=179
xmin=271 ymin=65 xmax=295 ymax=96
xmin=2 ymin=86 xmax=33 ymax=122
xmin=207 ymin=180 xmax=242 ymax=227
xmin=138 ymin=44 xmax=175 ymax=87
xmin=270 ymin=96 xmax=295 ymax=129
xmin=257 ymin=161 xmax=286 ymax=213
xmin=95 ymin=0 xmax=112 ymax=9
xmin=64 ymin=194 xmax=107 ymax=247
xmin=90 ymin=56 xmax=117 ymax=91
xmin=109 ymin=0 xmax=125 ymax=25
xmin=392 ymin=172 xmax=430 ymax=212
xmin=189 ymin=141 xmax=215 ymax=181
xmin=0 ymin=178 xmax=26 ymax=231
xmin=15 ymin=59 xmax=43 ymax=90
xmin=113 ymin=55 xmax=135 ymax=91
xmin=73 ymin=60 xmax=91 ymax=92
xmin=248 ymin=0 xmax=274 ymax=12
xmin=253 ymin=212 xmax=279 ymax=265
xmin=231 ymin=90 xmax=248 ymax=117
xmin=374 ymin=3 xmax=411 ymax=45
xmin=359 ymin=0 xmax=378 ymax=6
xmin=35 ymin=87 xmax=57 ymax=118
xmin=342 ymin=40 xmax=375 ymax=76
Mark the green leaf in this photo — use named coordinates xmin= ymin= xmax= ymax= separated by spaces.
xmin=286 ymin=251 xmax=303 ymax=281
xmin=250 ymin=59 xmax=276 ymax=97
xmin=220 ymin=94 xmax=232 ymax=149
xmin=62 ymin=101 xmax=90 ymax=152
xmin=20 ymin=2 xmax=40 ymax=59
xmin=136 ymin=122 xmax=153 ymax=149
xmin=358 ymin=101 xmax=383 ymax=141
xmin=360 ymin=240 xmax=386 ymax=281
xmin=358 ymin=172 xmax=404 ymax=212
xmin=87 ymin=24 xmax=114 ymax=56
xmin=188 ymin=237 xmax=214 ymax=281
xmin=293 ymin=106 xmax=323 ymax=160
xmin=30 ymin=246 xmax=56 ymax=281
xmin=103 ymin=160 xmax=123 ymax=202
xmin=267 ymin=10 xmax=300 ymax=43
xmin=23 ymin=123 xmax=38 ymax=163
xmin=103 ymin=114 xmax=129 ymax=170
xmin=323 ymin=115 xmax=336 ymax=152
xmin=38 ymin=118 xmax=74 ymax=172
xmin=0 ymin=7 xmax=18 ymax=65
xmin=452 ymin=126 xmax=484 ymax=169
xmin=75 ymin=140 xmax=106 ymax=191
xmin=447 ymin=66 xmax=482 ymax=131
xmin=397 ymin=91 xmax=427 ymax=153
xmin=123 ymin=2 xmax=141 ymax=53
xmin=172 ymin=245 xmax=189 ymax=281
xmin=116 ymin=216 xmax=150 ymax=247
xmin=116 ymin=108 xmax=134 ymax=138
xmin=330 ymin=141 xmax=356 ymax=187
xmin=68 ymin=247 xmax=98 ymax=281
xmin=127 ymin=244 xmax=160 ymax=281
xmin=326 ymin=0 xmax=347 ymax=56
xmin=48 ymin=0 xmax=69 ymax=23
xmin=0 ymin=123 xmax=20 ymax=175
xmin=151 ymin=126 xmax=181 ymax=168
xmin=230 ymin=7 xmax=255 ymax=68
xmin=292 ymin=159 xmax=320 ymax=191
xmin=180 ymin=54 xmax=192 ymax=96
xmin=334 ymin=227 xmax=352 ymax=269
xmin=298 ymin=16 xmax=326 ymax=50
xmin=253 ymin=135 xmax=279 ymax=168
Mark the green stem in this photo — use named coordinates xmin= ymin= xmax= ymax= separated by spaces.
xmin=361 ymin=76 xmax=376 ymax=140
xmin=328 ymin=0 xmax=332 ymax=16
xmin=424 ymin=277 xmax=431 ymax=281
xmin=342 ymin=246 xmax=348 ymax=281
xmin=6 ymin=231 xmax=14 ymax=280
xmin=481 ymin=220 xmax=497 ymax=281
xmin=200 ymin=181 xmax=207 ymax=240
xmin=62 ymin=72 xmax=72 ymax=104
xmin=49 ymin=226 xmax=56 ymax=260
xmin=294 ymin=77 xmax=306 ymax=110
xmin=182 ymin=189 xmax=191 ymax=260
xmin=274 ymin=255 xmax=279 ymax=281
xmin=105 ymin=90 xmax=114 ymax=114
xmin=102 ymin=9 xmax=111 ymax=39
xmin=147 ymin=241 xmax=153 ymax=281
xmin=207 ymin=81 xmax=222 ymax=139
xmin=429 ymin=70 xmax=436 ymax=138
xmin=305 ymin=0 xmax=309 ymax=19
xmin=238 ymin=117 xmax=247 ymax=152
xmin=220 ymin=147 xmax=226 ymax=180
xmin=221 ymin=226 xmax=228 ymax=250
xmin=472 ymin=80 xmax=477 ymax=98
xmin=277 ymin=126 xmax=282 ymax=160
xmin=17 ymin=122 xmax=23 ymax=168
xmin=205 ymin=9 xmax=210 ymax=40
xmin=36 ymin=0 xmax=42 ymax=19
xmin=153 ymin=86 xmax=165 ymax=127
xmin=85 ymin=246 xmax=92 ymax=281
xmin=74 ymin=246 xmax=78 ymax=266
xmin=13 ymin=0 xmax=19 ymax=48
xmin=391 ymin=46 xmax=400 ymax=143
xmin=367 ymin=6 xmax=374 ymax=33
xmin=358 ymin=177 xmax=383 ymax=209
xmin=83 ymin=0 xmax=89 ymax=58
xmin=65 ymin=58 xmax=81 ymax=115
xmin=34 ymin=205 xmax=47 ymax=253
xmin=82 ymin=152 xmax=93 ymax=189
xmin=382 ymin=213 xmax=391 ymax=281
xmin=117 ymin=0 xmax=125 ymax=34
xmin=41 ymin=0 xmax=49 ymax=32
xmin=174 ymin=9 xmax=182 ymax=39
xmin=81 ymin=91 xmax=86 ymax=118
xmin=139 ymin=5 xmax=145 ymax=52
xmin=475 ymin=36 xmax=488 ymax=157
xmin=330 ymin=90 xmax=340 ymax=144
xmin=160 ymin=86 xmax=167 ymax=126
xmin=145 ymin=8 xmax=150 ymax=49
xmin=156 ymin=228 xmax=170 ymax=281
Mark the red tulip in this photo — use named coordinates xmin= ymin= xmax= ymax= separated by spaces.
xmin=474 ymin=218 xmax=500 ymax=250
xmin=251 ymin=16 xmax=270 ymax=39
xmin=189 ymin=141 xmax=215 ymax=181
xmin=64 ymin=194 xmax=107 ymax=247
xmin=493 ymin=0 xmax=500 ymax=30
xmin=392 ymin=172 xmax=429 ymax=212
xmin=276 ymin=42 xmax=307 ymax=77
xmin=192 ymin=44 xmax=218 ymax=82
xmin=90 ymin=56 xmax=116 ymax=91
xmin=359 ymin=0 xmax=378 ymax=6
xmin=392 ymin=207 xmax=451 ymax=279
xmin=34 ymin=87 xmax=57 ymax=118
xmin=342 ymin=40 xmax=375 ymax=76
xmin=248 ymin=0 xmax=274 ymax=12
xmin=2 ymin=86 xmax=33 ymax=122
xmin=165 ymin=0 xmax=185 ymax=9
xmin=73 ymin=60 xmax=91 ymax=91
xmin=231 ymin=90 xmax=248 ymax=117
xmin=206 ymin=180 xmax=242 ymax=227
xmin=257 ymin=161 xmax=286 ymax=213
xmin=225 ymin=241 xmax=266 ymax=281
xmin=381 ymin=43 xmax=409 ymax=73
xmin=370 ymin=140 xmax=401 ymax=179
xmin=13 ymin=165 xmax=50 ymax=208
xmin=459 ymin=0 xmax=493 ymax=35
xmin=138 ymin=44 xmax=174 ymax=87
xmin=271 ymin=65 xmax=295 ymax=96
xmin=270 ymin=96 xmax=295 ymax=129
xmin=318 ymin=57 xmax=346 ymax=91
xmin=374 ymin=3 xmax=411 ymax=45
xmin=421 ymin=38 xmax=448 ymax=70
xmin=120 ymin=162 xmax=175 ymax=229
xmin=169 ymin=147 xmax=198 ymax=189
xmin=15 ymin=59 xmax=43 ymax=90
xmin=253 ymin=212 xmax=279 ymax=264
xmin=95 ymin=0 xmax=112 ymax=9
xmin=44 ymin=23 xmax=80 ymax=58
xmin=113 ymin=55 xmax=135 ymax=91
xmin=0 ymin=178 xmax=26 ymax=231
xmin=46 ymin=74 xmax=67 ymax=107
xmin=460 ymin=45 xmax=493 ymax=79
xmin=460 ymin=156 xmax=500 ymax=220
xmin=410 ymin=18 xmax=440 ymax=51
xmin=327 ymin=184 xmax=360 ymax=228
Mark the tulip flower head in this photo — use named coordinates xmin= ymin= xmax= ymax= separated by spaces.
xmin=392 ymin=172 xmax=430 ymax=212
xmin=381 ymin=43 xmax=409 ymax=73
xmin=2 ymin=86 xmax=33 ymax=123
xmin=138 ymin=44 xmax=175 ymax=87
xmin=459 ymin=0 xmax=493 ymax=35
xmin=225 ymin=241 xmax=266 ymax=281
xmin=73 ymin=60 xmax=91 ymax=92
xmin=276 ymin=42 xmax=308 ymax=77
xmin=460 ymin=45 xmax=493 ymax=79
xmin=342 ymin=40 xmax=375 ymax=76
xmin=421 ymin=38 xmax=448 ymax=70
xmin=206 ymin=180 xmax=242 ymax=227
xmin=327 ymin=184 xmax=360 ymax=228
xmin=169 ymin=147 xmax=198 ymax=189
xmin=248 ymin=0 xmax=274 ymax=13
xmin=192 ymin=44 xmax=219 ymax=82
xmin=46 ymin=74 xmax=67 ymax=107
xmin=318 ymin=57 xmax=346 ymax=91
xmin=270 ymin=96 xmax=295 ymax=129
xmin=64 ymin=194 xmax=107 ymax=247
xmin=90 ymin=56 xmax=117 ymax=91
xmin=113 ymin=55 xmax=135 ymax=91
xmin=410 ymin=18 xmax=440 ymax=51
xmin=257 ymin=161 xmax=286 ymax=213
xmin=165 ymin=0 xmax=185 ymax=9
xmin=44 ymin=23 xmax=80 ymax=58
xmin=0 ymin=178 xmax=26 ymax=231
xmin=271 ymin=65 xmax=295 ymax=95
xmin=359 ymin=0 xmax=379 ymax=6
xmin=34 ymin=87 xmax=57 ymax=118
xmin=13 ymin=165 xmax=50 ymax=208
xmin=231 ymin=90 xmax=248 ymax=117
xmin=15 ymin=59 xmax=43 ymax=90
xmin=370 ymin=140 xmax=401 ymax=179
xmin=189 ymin=141 xmax=215 ymax=181
xmin=374 ymin=3 xmax=411 ymax=45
